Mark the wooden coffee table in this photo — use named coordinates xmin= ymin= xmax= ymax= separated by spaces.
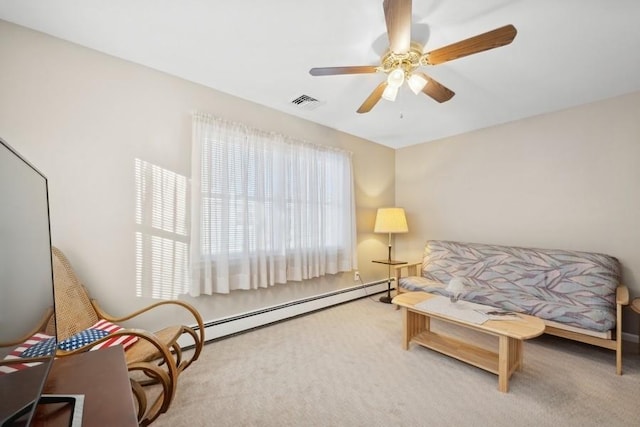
xmin=393 ymin=292 xmax=545 ymax=392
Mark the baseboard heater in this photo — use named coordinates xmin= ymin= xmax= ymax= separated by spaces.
xmin=178 ymin=280 xmax=392 ymax=347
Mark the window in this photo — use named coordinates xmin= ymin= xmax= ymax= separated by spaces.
xmin=190 ymin=113 xmax=357 ymax=295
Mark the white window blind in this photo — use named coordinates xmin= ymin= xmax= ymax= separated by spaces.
xmin=190 ymin=113 xmax=357 ymax=296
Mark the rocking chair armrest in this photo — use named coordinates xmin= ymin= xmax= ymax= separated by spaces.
xmin=55 ymin=328 xmax=178 ymax=376
xmin=91 ymin=300 xmax=205 ymax=347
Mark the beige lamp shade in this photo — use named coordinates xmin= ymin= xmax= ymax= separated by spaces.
xmin=374 ymin=208 xmax=408 ymax=234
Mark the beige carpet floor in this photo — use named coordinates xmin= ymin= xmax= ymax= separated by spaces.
xmin=155 ymin=296 xmax=640 ymax=427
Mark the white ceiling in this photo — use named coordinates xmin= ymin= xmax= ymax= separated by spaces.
xmin=1 ymin=0 xmax=640 ymax=149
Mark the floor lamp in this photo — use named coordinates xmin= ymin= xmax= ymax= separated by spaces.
xmin=373 ymin=207 xmax=408 ymax=304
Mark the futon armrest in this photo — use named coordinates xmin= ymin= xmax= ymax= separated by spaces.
xmin=616 ymin=285 xmax=629 ymax=305
xmin=393 ymin=261 xmax=422 ymax=280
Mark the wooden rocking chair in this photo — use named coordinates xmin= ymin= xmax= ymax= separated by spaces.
xmin=46 ymin=247 xmax=204 ymax=426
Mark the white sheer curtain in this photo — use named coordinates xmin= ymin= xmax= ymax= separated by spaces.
xmin=190 ymin=113 xmax=357 ymax=296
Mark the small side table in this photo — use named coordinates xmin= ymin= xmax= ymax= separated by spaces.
xmin=372 ymin=259 xmax=407 ymax=304
xmin=631 ymin=298 xmax=640 ymax=353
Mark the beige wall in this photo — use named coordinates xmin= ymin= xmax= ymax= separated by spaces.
xmin=0 ymin=20 xmax=396 ymax=330
xmin=395 ymin=91 xmax=640 ymax=334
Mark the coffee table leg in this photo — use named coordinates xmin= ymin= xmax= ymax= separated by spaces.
xmin=498 ymin=335 xmax=510 ymax=393
xmin=402 ymin=308 xmax=411 ymax=350
xmin=402 ymin=309 xmax=428 ymax=350
xmin=516 ymin=340 xmax=523 ymax=372
xmin=499 ymin=336 xmax=526 ymax=392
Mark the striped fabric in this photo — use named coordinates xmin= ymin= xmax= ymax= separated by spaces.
xmin=399 ymin=240 xmax=621 ymax=332
xmin=87 ymin=319 xmax=138 ymax=351
xmin=0 ymin=332 xmax=53 ymax=375
xmin=1 ymin=320 xmax=138 ymax=375
xmin=56 ymin=319 xmax=138 ymax=352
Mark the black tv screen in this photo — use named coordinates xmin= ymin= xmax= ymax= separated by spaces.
xmin=0 ymin=138 xmax=56 ymax=426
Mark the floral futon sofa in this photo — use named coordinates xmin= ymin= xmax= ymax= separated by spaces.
xmin=394 ymin=240 xmax=629 ymax=374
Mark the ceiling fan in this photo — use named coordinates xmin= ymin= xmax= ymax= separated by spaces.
xmin=309 ymin=0 xmax=517 ymax=113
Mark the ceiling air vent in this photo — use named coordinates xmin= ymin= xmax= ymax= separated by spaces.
xmin=290 ymin=94 xmax=324 ymax=111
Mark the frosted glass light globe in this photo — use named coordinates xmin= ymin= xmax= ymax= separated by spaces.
xmin=387 ymin=68 xmax=405 ymax=88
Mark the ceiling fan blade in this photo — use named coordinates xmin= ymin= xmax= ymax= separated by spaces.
xmin=417 ymin=73 xmax=455 ymax=103
xmin=383 ymin=0 xmax=412 ymax=54
xmin=309 ymin=66 xmax=378 ymax=76
xmin=357 ymin=82 xmax=387 ymax=114
xmin=424 ymin=24 xmax=517 ymax=65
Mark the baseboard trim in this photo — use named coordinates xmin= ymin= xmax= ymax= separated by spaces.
xmin=178 ymin=280 xmax=392 ymax=347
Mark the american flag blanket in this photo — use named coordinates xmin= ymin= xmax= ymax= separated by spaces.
xmin=1 ymin=320 xmax=138 ymax=375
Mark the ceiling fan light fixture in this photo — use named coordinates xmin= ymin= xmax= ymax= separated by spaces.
xmin=382 ymin=85 xmax=399 ymax=102
xmin=408 ymin=73 xmax=428 ymax=94
xmin=386 ymin=68 xmax=405 ymax=88
xmin=309 ymin=1 xmax=517 ymax=114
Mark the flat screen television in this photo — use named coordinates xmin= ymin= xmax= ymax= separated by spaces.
xmin=0 ymin=137 xmax=57 ymax=426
